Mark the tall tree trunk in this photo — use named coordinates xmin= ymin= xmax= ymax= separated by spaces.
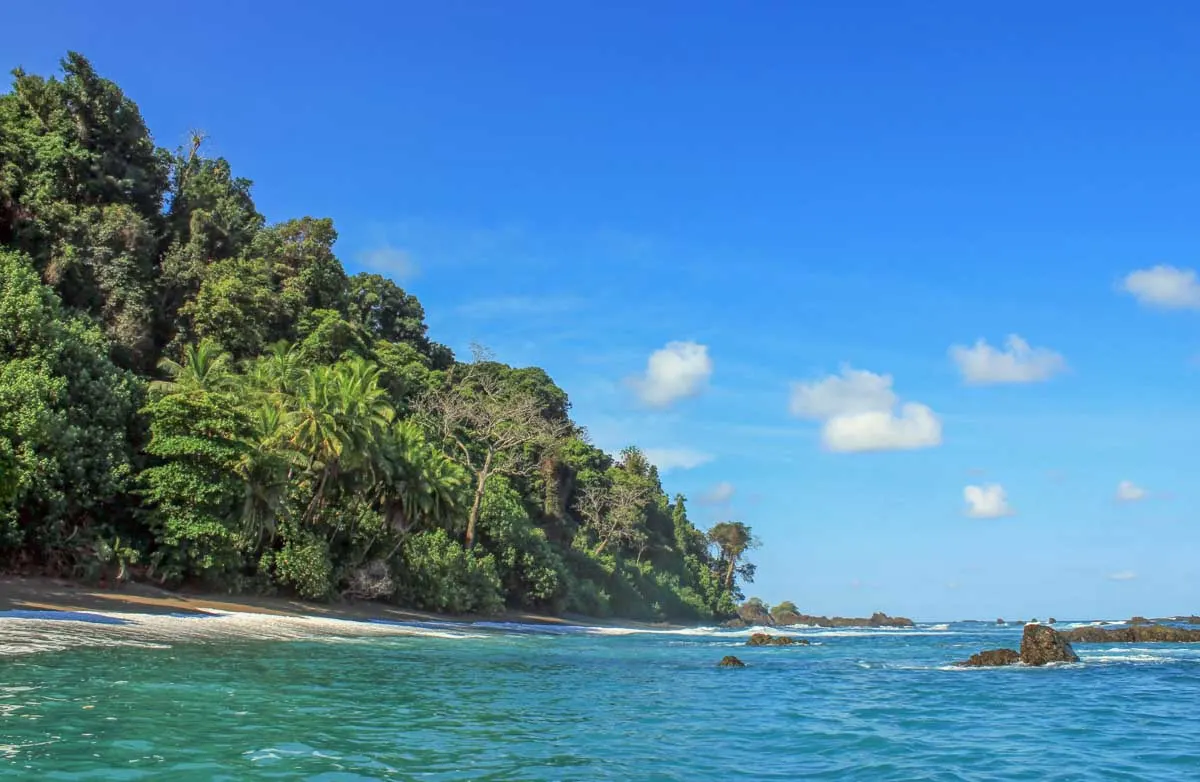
xmin=724 ymin=554 xmax=736 ymax=591
xmin=464 ymin=450 xmax=493 ymax=549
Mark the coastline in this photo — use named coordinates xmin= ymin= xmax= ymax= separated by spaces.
xmin=0 ymin=575 xmax=686 ymax=631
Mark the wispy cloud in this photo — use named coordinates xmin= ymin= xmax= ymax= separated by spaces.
xmin=453 ymin=294 xmax=585 ymax=320
xmin=963 ymin=483 xmax=1015 ymax=519
xmin=949 ymin=334 xmax=1066 ymax=385
xmin=1108 ymin=570 xmax=1137 ymax=582
xmin=643 ymin=447 xmax=714 ymax=472
xmin=1115 ymin=480 xmax=1148 ymax=502
xmin=1121 ymin=265 xmax=1200 ymax=310
xmin=358 ymin=246 xmax=418 ymax=280
xmin=699 ymin=481 xmax=735 ymax=504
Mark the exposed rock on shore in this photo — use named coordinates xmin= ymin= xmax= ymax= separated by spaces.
xmin=956 ymin=648 xmax=1020 ymax=667
xmin=1058 ymin=624 xmax=1200 ymax=643
xmin=718 ymin=656 xmax=746 ymax=667
xmin=746 ymin=633 xmax=809 ymax=646
xmin=1021 ymin=624 xmax=1079 ymax=665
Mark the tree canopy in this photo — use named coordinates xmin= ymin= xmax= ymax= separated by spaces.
xmin=0 ymin=53 xmax=757 ymax=620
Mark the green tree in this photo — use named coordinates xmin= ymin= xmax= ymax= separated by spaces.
xmin=0 ymin=250 xmax=141 ymax=559
xmin=708 ymin=521 xmax=756 ymax=592
xmin=419 ymin=347 xmax=570 ymax=549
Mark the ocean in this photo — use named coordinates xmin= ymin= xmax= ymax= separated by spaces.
xmin=1 ymin=613 xmax=1198 ymax=780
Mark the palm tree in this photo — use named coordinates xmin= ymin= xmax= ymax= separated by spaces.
xmin=287 ymin=358 xmax=394 ymax=526
xmin=708 ymin=521 xmax=756 ymax=591
xmin=235 ymin=402 xmax=292 ymax=548
xmin=151 ymin=338 xmax=234 ymax=395
xmin=370 ymin=420 xmax=467 ymax=539
xmin=245 ymin=341 xmax=303 ymax=398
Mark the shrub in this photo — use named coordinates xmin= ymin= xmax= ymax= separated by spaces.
xmin=275 ymin=531 xmax=334 ymax=599
xmin=393 ymin=529 xmax=503 ymax=615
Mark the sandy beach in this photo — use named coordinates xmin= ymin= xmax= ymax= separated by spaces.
xmin=0 ymin=575 xmax=685 ymax=656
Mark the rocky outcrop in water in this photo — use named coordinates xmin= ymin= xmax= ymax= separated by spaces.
xmin=746 ymin=633 xmax=809 ymax=646
xmin=956 ymin=648 xmax=1020 ymax=667
xmin=1047 ymin=618 xmax=1056 ymax=625
xmin=764 ymin=610 xmax=914 ymax=628
xmin=718 ymin=656 xmax=746 ymax=667
xmin=996 ymin=618 xmax=1005 ymax=625
xmin=1058 ymin=624 xmax=1200 ymax=643
xmin=957 ymin=624 xmax=1079 ymax=667
xmin=1020 ymin=624 xmax=1079 ymax=665
xmin=1129 ymin=616 xmax=1151 ymax=625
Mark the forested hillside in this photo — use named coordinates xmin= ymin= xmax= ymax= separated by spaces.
xmin=0 ymin=53 xmax=756 ymax=620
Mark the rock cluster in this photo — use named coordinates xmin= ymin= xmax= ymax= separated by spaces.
xmin=718 ymin=656 xmax=746 ymax=667
xmin=955 ymin=624 xmax=1079 ymax=667
xmin=739 ymin=610 xmax=913 ymax=629
xmin=1058 ymin=624 xmax=1200 ymax=643
xmin=746 ymin=633 xmax=809 ymax=647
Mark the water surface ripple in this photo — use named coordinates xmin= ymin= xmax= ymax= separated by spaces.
xmin=1 ymin=618 xmax=1198 ymax=780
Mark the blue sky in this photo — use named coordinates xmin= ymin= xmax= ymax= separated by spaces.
xmin=9 ymin=1 xmax=1200 ymax=620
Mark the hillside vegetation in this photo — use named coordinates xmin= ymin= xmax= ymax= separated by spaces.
xmin=0 ymin=53 xmax=757 ymax=620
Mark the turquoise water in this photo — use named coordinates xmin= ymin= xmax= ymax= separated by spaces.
xmin=3 ymin=618 xmax=1199 ymax=780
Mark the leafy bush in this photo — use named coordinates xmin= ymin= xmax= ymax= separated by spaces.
xmin=393 ymin=529 xmax=504 ymax=615
xmin=274 ymin=530 xmax=334 ymax=599
xmin=477 ymin=477 xmax=568 ymax=610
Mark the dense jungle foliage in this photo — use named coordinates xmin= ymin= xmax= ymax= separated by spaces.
xmin=0 ymin=53 xmax=757 ymax=620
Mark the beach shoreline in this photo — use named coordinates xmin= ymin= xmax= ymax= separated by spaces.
xmin=0 ymin=575 xmax=686 ymax=631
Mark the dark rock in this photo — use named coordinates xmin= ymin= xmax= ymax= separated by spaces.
xmin=956 ymin=648 xmax=1020 ymax=667
xmin=771 ymin=611 xmax=914 ymax=628
xmin=996 ymin=618 xmax=1006 ymax=625
xmin=1129 ymin=616 xmax=1151 ymax=625
xmin=1020 ymin=624 xmax=1079 ymax=665
xmin=1030 ymin=618 xmax=1039 ymax=623
xmin=1047 ymin=618 xmax=1056 ymax=625
xmin=736 ymin=602 xmax=775 ymax=627
xmin=1185 ymin=616 xmax=1200 ymax=625
xmin=1058 ymin=624 xmax=1200 ymax=644
xmin=722 ymin=618 xmax=748 ymax=628
xmin=718 ymin=655 xmax=746 ymax=667
xmin=746 ymin=633 xmax=808 ymax=646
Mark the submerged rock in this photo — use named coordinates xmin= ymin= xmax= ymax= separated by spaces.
xmin=1047 ymin=618 xmax=1057 ymax=625
xmin=1020 ymin=624 xmax=1079 ymax=665
xmin=1058 ymin=624 xmax=1200 ymax=643
xmin=996 ymin=618 xmax=1006 ymax=625
xmin=718 ymin=655 xmax=746 ymax=667
xmin=956 ymin=648 xmax=1020 ymax=667
xmin=746 ymin=633 xmax=809 ymax=646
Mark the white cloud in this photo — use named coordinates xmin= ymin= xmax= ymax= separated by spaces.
xmin=630 ymin=341 xmax=713 ymax=408
xmin=963 ymin=483 xmax=1014 ymax=518
xmin=1108 ymin=570 xmax=1137 ymax=582
xmin=699 ymin=481 xmax=735 ymax=504
xmin=1121 ymin=265 xmax=1200 ymax=309
xmin=642 ymin=448 xmax=714 ymax=472
xmin=1115 ymin=480 xmax=1147 ymax=502
xmin=789 ymin=366 xmax=942 ymax=453
xmin=949 ymin=335 xmax=1066 ymax=384
xmin=359 ymin=246 xmax=418 ymax=280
